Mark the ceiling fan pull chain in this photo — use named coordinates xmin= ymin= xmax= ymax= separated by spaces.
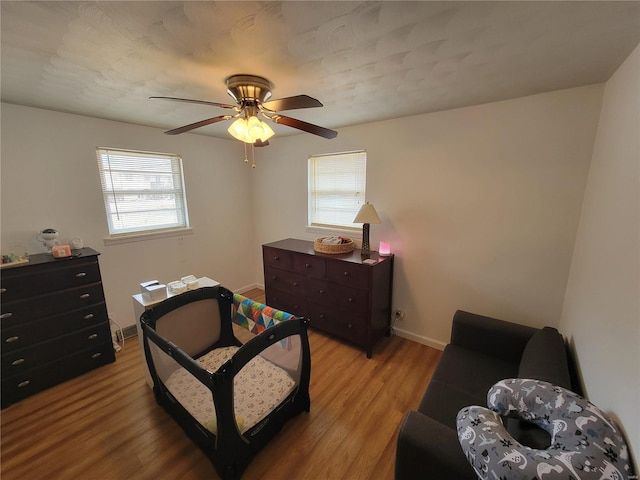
xmin=252 ymin=143 xmax=256 ymax=169
xmin=244 ymin=141 xmax=249 ymax=164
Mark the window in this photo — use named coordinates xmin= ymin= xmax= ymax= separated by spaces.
xmin=308 ymin=150 xmax=367 ymax=230
xmin=96 ymin=148 xmax=190 ymax=237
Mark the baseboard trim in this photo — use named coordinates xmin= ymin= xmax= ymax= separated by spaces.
xmin=393 ymin=327 xmax=446 ymax=351
xmin=235 ymin=283 xmax=263 ymax=294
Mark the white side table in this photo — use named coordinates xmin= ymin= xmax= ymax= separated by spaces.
xmin=132 ymin=277 xmax=220 ymax=387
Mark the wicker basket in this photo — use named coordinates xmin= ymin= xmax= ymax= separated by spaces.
xmin=314 ymin=237 xmax=354 ymax=254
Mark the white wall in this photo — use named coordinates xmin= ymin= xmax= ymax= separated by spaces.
xmin=253 ymin=85 xmax=603 ymax=348
xmin=560 ymin=45 xmax=639 ymax=462
xmin=0 ymin=104 xmax=259 ymax=329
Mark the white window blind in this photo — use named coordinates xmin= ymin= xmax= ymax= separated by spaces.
xmin=308 ymin=150 xmax=367 ymax=229
xmin=96 ymin=148 xmax=189 ymax=236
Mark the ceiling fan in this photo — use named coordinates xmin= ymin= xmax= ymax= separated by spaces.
xmin=151 ymin=74 xmax=338 ymax=144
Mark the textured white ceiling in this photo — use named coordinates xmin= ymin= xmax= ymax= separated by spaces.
xmin=1 ymin=1 xmax=639 ymax=139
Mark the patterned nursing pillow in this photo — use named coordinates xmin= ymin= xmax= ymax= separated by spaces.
xmin=456 ymin=378 xmax=635 ymax=480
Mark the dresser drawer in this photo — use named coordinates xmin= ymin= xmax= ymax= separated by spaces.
xmin=266 ymin=288 xmax=308 ymax=317
xmin=1 ymin=341 xmax=115 ymax=408
xmin=264 ymin=266 xmax=307 ymax=296
xmin=327 ymin=261 xmax=370 ymax=288
xmin=2 ymin=322 xmax=112 ymax=375
xmin=263 ymin=247 xmax=292 ymax=270
xmin=306 ymin=278 xmax=367 ymax=312
xmin=292 ymin=254 xmax=326 ymax=279
xmin=308 ymin=304 xmax=366 ymax=345
xmin=1 ymin=303 xmax=108 ymax=353
xmin=1 ymin=259 xmax=101 ymax=303
xmin=0 ymin=282 xmax=105 ymax=327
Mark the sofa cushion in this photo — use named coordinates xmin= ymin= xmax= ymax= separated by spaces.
xmin=420 ymin=344 xmax=519 ymax=429
xmin=517 ymin=327 xmax=571 ymax=388
xmin=419 ymin=380 xmax=485 ymax=428
xmin=431 ymin=344 xmax=520 ymax=398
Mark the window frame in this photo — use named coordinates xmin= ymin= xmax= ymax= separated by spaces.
xmin=307 ymin=150 xmax=367 ymax=232
xmin=96 ymin=147 xmax=191 ymax=244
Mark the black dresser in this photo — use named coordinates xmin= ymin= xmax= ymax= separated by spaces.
xmin=1 ymin=248 xmax=115 ymax=408
xmin=263 ymin=238 xmax=394 ymax=358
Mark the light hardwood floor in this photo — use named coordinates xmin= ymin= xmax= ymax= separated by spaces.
xmin=1 ymin=289 xmax=442 ymax=480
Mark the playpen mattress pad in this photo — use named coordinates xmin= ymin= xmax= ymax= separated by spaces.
xmin=164 ymin=346 xmax=296 ymax=434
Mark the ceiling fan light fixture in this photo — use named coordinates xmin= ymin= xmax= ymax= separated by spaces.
xmin=227 ymin=115 xmax=274 ymax=143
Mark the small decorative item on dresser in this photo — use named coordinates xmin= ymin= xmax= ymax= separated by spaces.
xmin=313 ymin=236 xmax=354 ymax=254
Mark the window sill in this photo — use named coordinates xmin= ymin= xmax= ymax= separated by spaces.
xmin=103 ymin=228 xmax=193 ymax=246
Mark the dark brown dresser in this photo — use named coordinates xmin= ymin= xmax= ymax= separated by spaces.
xmin=263 ymin=238 xmax=394 ymax=357
xmin=1 ymin=247 xmax=115 ymax=408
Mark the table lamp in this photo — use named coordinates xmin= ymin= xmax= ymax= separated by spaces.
xmin=353 ymin=202 xmax=381 ymax=256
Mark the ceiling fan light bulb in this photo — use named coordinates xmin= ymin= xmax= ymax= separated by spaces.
xmin=228 ymin=117 xmax=250 ymax=142
xmin=252 ymin=117 xmax=274 ymax=142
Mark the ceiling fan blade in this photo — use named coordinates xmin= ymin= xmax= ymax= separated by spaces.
xmin=164 ymin=115 xmax=232 ymax=135
xmin=271 ymin=114 xmax=338 ymax=139
xmin=262 ymin=95 xmax=323 ymax=112
xmin=151 ymin=96 xmax=237 ymax=110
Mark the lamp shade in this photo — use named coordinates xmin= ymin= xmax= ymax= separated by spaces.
xmin=228 ymin=115 xmax=274 ymax=144
xmin=353 ymin=203 xmax=381 ymax=224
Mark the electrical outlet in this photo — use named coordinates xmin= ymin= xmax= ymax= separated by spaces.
xmin=394 ymin=309 xmax=405 ymax=321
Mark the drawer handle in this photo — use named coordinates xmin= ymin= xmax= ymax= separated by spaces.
xmin=5 ymin=336 xmax=19 ymax=343
xmin=11 ymin=358 xmax=25 ymax=366
xmin=348 ymin=297 xmax=354 ymax=303
xmin=80 ymin=293 xmax=91 ymax=299
xmin=294 ymin=305 xmax=300 ymax=310
xmin=18 ymin=380 xmax=30 ymax=388
xmin=91 ymin=352 xmax=102 ymax=359
xmin=343 ymin=271 xmax=350 ymax=277
xmin=271 ymin=275 xmax=278 ymax=280
xmin=319 ymin=314 xmax=325 ymax=319
xmin=84 ymin=313 xmax=94 ymax=320
xmin=88 ymin=333 xmax=98 ymax=340
xmin=319 ymin=289 xmax=325 ymax=294
xmin=0 ymin=288 xmax=6 ymax=293
xmin=293 ymin=282 xmax=299 ymax=287
xmin=273 ymin=255 xmax=279 ymax=260
xmin=75 ymin=272 xmax=87 ymax=278
xmin=305 ymin=263 xmax=311 ymax=268
xmin=348 ymin=324 xmax=354 ymax=329
xmin=0 ymin=312 xmax=13 ymax=319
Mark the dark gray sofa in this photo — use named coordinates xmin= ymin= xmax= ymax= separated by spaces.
xmin=395 ymin=310 xmax=574 ymax=480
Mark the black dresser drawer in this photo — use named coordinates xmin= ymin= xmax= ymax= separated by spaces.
xmin=2 ymin=323 xmax=113 ymax=375
xmin=263 ymin=246 xmax=292 ymax=270
xmin=1 ymin=303 xmax=109 ymax=354
xmin=0 ymin=282 xmax=106 ymax=327
xmin=1 ymin=341 xmax=115 ymax=407
xmin=266 ymin=288 xmax=308 ymax=317
xmin=308 ymin=304 xmax=366 ymax=345
xmin=264 ymin=266 xmax=308 ymax=296
xmin=0 ymin=259 xmax=101 ymax=303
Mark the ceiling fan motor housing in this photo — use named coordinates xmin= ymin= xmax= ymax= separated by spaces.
xmin=225 ymin=74 xmax=273 ymax=105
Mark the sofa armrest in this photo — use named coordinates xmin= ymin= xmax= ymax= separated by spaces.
xmin=450 ymin=310 xmax=538 ymax=364
xmin=395 ymin=411 xmax=476 ymax=480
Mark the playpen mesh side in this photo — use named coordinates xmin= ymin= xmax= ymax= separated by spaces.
xmin=144 ymin=294 xmax=306 ymax=436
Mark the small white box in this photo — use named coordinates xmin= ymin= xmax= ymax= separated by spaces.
xmin=142 ymin=284 xmax=167 ymax=302
xmin=140 ymin=280 xmax=159 ymax=294
xmin=168 ymin=281 xmax=187 ymax=294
